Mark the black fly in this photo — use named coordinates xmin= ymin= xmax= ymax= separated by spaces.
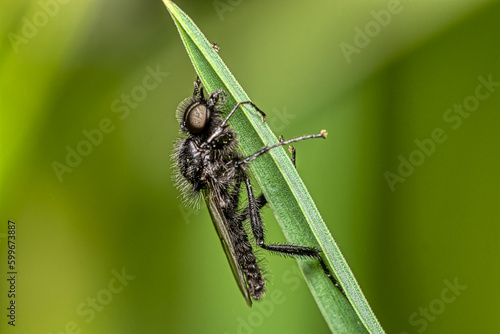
xmin=172 ymin=78 xmax=344 ymax=305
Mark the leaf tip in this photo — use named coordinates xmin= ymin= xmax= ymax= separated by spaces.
xmin=162 ymin=0 xmax=174 ymax=11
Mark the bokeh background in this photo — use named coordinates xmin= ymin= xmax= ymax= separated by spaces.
xmin=1 ymin=0 xmax=499 ymax=333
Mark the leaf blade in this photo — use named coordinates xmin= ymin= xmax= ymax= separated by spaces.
xmin=164 ymin=1 xmax=385 ymax=333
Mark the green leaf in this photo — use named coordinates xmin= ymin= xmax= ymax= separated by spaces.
xmin=163 ymin=1 xmax=385 ymax=333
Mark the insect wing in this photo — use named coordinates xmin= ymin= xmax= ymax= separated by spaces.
xmin=202 ymin=188 xmax=252 ymax=306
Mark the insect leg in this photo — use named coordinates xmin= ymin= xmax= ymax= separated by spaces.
xmin=236 ymin=193 xmax=267 ymax=224
xmin=193 ymin=77 xmax=227 ymax=107
xmin=204 ymin=100 xmax=265 ymax=147
xmin=238 ymin=130 xmax=326 ymax=166
xmin=193 ymin=77 xmax=202 ymax=97
xmin=225 ymin=174 xmax=266 ymax=300
xmin=289 ymin=146 xmax=296 ymax=167
xmin=227 ymin=175 xmax=245 ymax=216
xmin=279 ymin=135 xmax=296 ymax=168
xmin=243 ymin=175 xmax=346 ymax=297
xmin=219 ymin=101 xmax=266 ymax=129
xmin=210 ymin=42 xmax=220 ymax=52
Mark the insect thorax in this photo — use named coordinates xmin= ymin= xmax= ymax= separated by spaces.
xmin=176 ymin=126 xmax=243 ymax=194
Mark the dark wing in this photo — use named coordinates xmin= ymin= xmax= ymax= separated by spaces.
xmin=202 ymin=188 xmax=252 ymax=306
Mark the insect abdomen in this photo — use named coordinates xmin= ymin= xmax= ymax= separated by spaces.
xmin=229 ymin=218 xmax=265 ymax=299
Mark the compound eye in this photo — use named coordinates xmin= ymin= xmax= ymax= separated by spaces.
xmin=185 ymin=102 xmax=209 ymax=133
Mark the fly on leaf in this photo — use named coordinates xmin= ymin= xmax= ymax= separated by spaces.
xmin=172 ymin=78 xmax=343 ymax=305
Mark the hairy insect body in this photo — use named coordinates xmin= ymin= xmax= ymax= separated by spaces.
xmin=173 ymin=82 xmax=266 ymax=303
xmin=178 ymin=131 xmax=236 ymax=199
xmin=172 ymin=78 xmax=339 ymax=305
xmin=178 ymin=132 xmax=266 ymax=299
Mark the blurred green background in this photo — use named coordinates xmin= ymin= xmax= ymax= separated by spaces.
xmin=1 ymin=0 xmax=499 ymax=333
